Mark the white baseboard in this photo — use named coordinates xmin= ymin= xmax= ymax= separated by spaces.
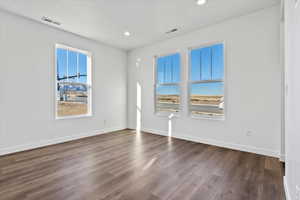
xmin=0 ymin=126 xmax=126 ymax=156
xmin=280 ymin=154 xmax=286 ymax=162
xmin=1 ymin=126 xmax=280 ymax=159
xmin=142 ymin=128 xmax=280 ymax=158
xmin=284 ymin=176 xmax=291 ymax=200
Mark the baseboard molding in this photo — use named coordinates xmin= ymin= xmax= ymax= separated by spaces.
xmin=142 ymin=128 xmax=280 ymax=158
xmin=284 ymin=176 xmax=291 ymax=200
xmin=0 ymin=126 xmax=126 ymax=156
xmin=280 ymin=154 xmax=286 ymax=162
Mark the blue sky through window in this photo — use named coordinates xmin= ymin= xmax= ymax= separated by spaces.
xmin=57 ymin=48 xmax=88 ymax=84
xmin=156 ymin=53 xmax=180 ymax=95
xmin=190 ymin=44 xmax=224 ymax=96
xmin=190 ymin=44 xmax=224 ymax=81
xmin=191 ymin=82 xmax=224 ymax=96
xmin=156 ymin=44 xmax=224 ymax=96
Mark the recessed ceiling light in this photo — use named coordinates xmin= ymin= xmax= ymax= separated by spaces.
xmin=196 ymin=0 xmax=207 ymax=5
xmin=124 ymin=31 xmax=131 ymax=36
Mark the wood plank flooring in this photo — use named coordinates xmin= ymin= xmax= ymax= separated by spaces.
xmin=0 ymin=129 xmax=285 ymax=200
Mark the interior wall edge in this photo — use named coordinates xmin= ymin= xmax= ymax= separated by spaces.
xmin=284 ymin=176 xmax=292 ymax=200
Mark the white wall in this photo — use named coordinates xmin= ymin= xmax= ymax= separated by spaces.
xmin=0 ymin=10 xmax=127 ymax=155
xmin=127 ymin=6 xmax=282 ymax=157
xmin=284 ymin=0 xmax=300 ymax=199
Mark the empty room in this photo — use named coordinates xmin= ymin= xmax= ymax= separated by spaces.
xmin=0 ymin=0 xmax=299 ymax=199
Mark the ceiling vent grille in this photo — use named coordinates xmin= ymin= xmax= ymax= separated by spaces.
xmin=41 ymin=16 xmax=61 ymax=26
xmin=166 ymin=28 xmax=178 ymax=34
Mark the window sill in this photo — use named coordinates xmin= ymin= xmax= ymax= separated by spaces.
xmin=189 ymin=114 xmax=225 ymax=121
xmin=55 ymin=113 xmax=93 ymax=120
xmin=154 ymin=111 xmax=180 ymax=118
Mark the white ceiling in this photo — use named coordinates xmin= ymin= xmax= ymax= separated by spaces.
xmin=0 ymin=0 xmax=279 ymax=50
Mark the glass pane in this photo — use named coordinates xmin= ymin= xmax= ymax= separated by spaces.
xmin=78 ymin=53 xmax=87 ymax=84
xmin=190 ymin=49 xmax=201 ymax=81
xmin=165 ymin=55 xmax=173 ymax=83
xmin=56 ymin=48 xmax=67 ymax=81
xmin=156 ymin=85 xmax=180 ymax=112
xmin=157 ymin=56 xmax=165 ymax=84
xmin=56 ymin=48 xmax=89 ymax=118
xmin=200 ymin=47 xmax=212 ymax=80
xmin=68 ymin=50 xmax=78 ymax=82
xmin=190 ymin=82 xmax=224 ymax=116
xmin=156 ymin=53 xmax=180 ymax=84
xmin=212 ymin=44 xmax=224 ymax=80
xmin=190 ymin=43 xmax=224 ymax=81
xmin=172 ymin=54 xmax=180 ymax=83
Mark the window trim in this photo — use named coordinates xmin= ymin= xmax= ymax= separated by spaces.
xmin=153 ymin=52 xmax=182 ymax=117
xmin=54 ymin=43 xmax=93 ymax=120
xmin=187 ymin=41 xmax=226 ymax=120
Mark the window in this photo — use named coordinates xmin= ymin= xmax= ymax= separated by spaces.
xmin=189 ymin=43 xmax=225 ymax=118
xmin=55 ymin=44 xmax=92 ymax=119
xmin=155 ymin=53 xmax=181 ymax=113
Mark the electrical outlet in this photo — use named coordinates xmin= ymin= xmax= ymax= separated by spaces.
xmin=246 ymin=130 xmax=253 ymax=137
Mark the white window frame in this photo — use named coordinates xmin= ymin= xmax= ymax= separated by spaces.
xmin=153 ymin=52 xmax=182 ymax=116
xmin=55 ymin=44 xmax=93 ymax=120
xmin=188 ymin=41 xmax=226 ymax=120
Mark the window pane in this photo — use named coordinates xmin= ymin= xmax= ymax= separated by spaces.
xmin=156 ymin=85 xmax=180 ymax=112
xmin=190 ymin=82 xmax=224 ymax=116
xmin=157 ymin=57 xmax=165 ymax=84
xmin=165 ymin=55 xmax=173 ymax=83
xmin=57 ymin=48 xmax=67 ymax=80
xmin=156 ymin=53 xmax=180 ymax=84
xmin=172 ymin=54 xmax=180 ymax=83
xmin=212 ymin=44 xmax=224 ymax=80
xmin=56 ymin=46 xmax=91 ymax=118
xmin=78 ymin=53 xmax=87 ymax=84
xmin=190 ymin=49 xmax=201 ymax=81
xmin=200 ymin=47 xmax=212 ymax=80
xmin=68 ymin=50 xmax=78 ymax=82
xmin=190 ymin=43 xmax=224 ymax=81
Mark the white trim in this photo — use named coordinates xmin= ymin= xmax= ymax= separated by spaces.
xmin=55 ymin=43 xmax=93 ymax=120
xmin=155 ymin=112 xmax=180 ymax=118
xmin=55 ymin=43 xmax=92 ymax=56
xmin=187 ymin=41 xmax=226 ymax=120
xmin=284 ymin=176 xmax=291 ymax=200
xmin=190 ymin=113 xmax=225 ymax=121
xmin=55 ymin=113 xmax=93 ymax=120
xmin=279 ymin=16 xmax=286 ymax=166
xmin=187 ymin=40 xmax=226 ymax=51
xmin=280 ymin=154 xmax=285 ymax=162
xmin=153 ymin=52 xmax=182 ymax=115
xmin=0 ymin=127 xmax=126 ymax=156
xmin=141 ymin=128 xmax=280 ymax=158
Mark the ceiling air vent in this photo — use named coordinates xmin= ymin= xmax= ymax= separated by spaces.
xmin=41 ymin=16 xmax=61 ymax=26
xmin=166 ymin=28 xmax=178 ymax=34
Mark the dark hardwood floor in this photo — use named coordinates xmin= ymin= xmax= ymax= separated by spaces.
xmin=0 ymin=130 xmax=285 ymax=200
